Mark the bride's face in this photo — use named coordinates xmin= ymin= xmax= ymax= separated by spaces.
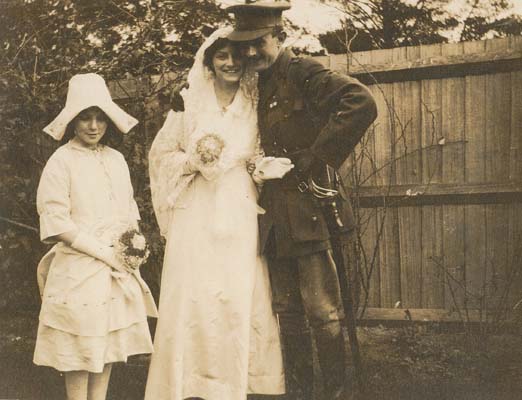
xmin=212 ymin=44 xmax=244 ymax=85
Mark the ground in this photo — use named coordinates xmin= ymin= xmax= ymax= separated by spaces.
xmin=1 ymin=312 xmax=522 ymax=400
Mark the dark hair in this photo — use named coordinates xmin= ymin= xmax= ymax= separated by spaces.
xmin=271 ymin=26 xmax=286 ymax=42
xmin=60 ymin=107 xmax=123 ymax=148
xmin=203 ymin=37 xmax=240 ymax=73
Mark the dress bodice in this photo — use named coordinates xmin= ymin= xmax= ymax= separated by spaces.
xmin=37 ymin=140 xmax=140 ymax=242
xmin=186 ymin=85 xmax=259 ymax=168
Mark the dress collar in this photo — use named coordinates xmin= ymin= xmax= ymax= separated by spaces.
xmin=211 ymin=84 xmax=250 ymax=118
xmin=67 ymin=138 xmax=106 ymax=153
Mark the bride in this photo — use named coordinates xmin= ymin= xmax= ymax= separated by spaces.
xmin=145 ymin=27 xmax=292 ymax=400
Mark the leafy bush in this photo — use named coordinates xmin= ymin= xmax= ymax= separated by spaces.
xmin=0 ymin=0 xmax=228 ymax=311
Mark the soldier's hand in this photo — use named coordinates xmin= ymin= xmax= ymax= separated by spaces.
xmin=293 ymin=148 xmax=317 ymax=175
xmin=252 ymin=157 xmax=294 ymax=183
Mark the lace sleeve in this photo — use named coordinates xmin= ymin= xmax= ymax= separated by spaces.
xmin=149 ymin=110 xmax=195 ymax=237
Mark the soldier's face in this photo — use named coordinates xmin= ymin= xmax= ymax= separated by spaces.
xmin=240 ymin=33 xmax=282 ymax=72
xmin=212 ymin=44 xmax=245 ymax=85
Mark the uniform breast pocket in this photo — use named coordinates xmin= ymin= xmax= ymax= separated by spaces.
xmin=262 ymin=96 xmax=286 ymax=128
xmin=286 ymin=191 xmax=330 ymax=242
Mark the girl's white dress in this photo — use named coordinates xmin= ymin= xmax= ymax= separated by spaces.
xmin=145 ymin=52 xmax=285 ymax=398
xmin=33 ymin=139 xmax=158 ymax=373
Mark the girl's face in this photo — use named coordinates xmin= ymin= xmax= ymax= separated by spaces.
xmin=73 ymin=107 xmax=108 ymax=148
xmin=212 ymin=44 xmax=245 ymax=85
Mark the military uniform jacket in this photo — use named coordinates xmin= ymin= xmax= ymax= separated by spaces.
xmin=257 ymin=48 xmax=378 ymax=258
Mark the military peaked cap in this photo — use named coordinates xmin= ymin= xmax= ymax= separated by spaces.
xmin=226 ymin=0 xmax=291 ymax=42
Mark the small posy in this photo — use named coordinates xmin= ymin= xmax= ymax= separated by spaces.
xmin=113 ymin=228 xmax=150 ymax=272
xmin=195 ymin=133 xmax=225 ymax=165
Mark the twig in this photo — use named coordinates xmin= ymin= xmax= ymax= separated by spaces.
xmin=0 ymin=216 xmax=38 ymax=233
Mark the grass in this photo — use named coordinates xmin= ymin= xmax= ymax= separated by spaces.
xmin=1 ymin=312 xmax=522 ymax=400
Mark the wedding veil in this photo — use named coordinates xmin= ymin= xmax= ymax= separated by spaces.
xmin=149 ymin=26 xmax=258 ymax=236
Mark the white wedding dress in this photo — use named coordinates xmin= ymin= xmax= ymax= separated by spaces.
xmin=145 ymin=28 xmax=285 ymax=400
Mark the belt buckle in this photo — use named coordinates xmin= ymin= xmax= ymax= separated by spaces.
xmin=297 ymin=181 xmax=309 ymax=193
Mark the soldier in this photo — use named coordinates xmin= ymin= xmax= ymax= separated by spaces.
xmin=226 ymin=1 xmax=378 ymax=399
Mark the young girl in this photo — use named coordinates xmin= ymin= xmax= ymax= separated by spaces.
xmin=33 ymin=73 xmax=158 ymax=400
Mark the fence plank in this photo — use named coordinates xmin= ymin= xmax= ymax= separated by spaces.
xmin=394 ymin=76 xmax=423 ymax=308
xmin=346 ymin=36 xmax=522 ymax=84
xmin=460 ymin=42 xmax=488 ymax=310
xmin=420 ymin=43 xmax=443 ymax=185
xmin=398 ymin=206 xmax=422 ymax=307
xmin=372 ymin=83 xmax=394 ymax=187
xmin=439 ymin=72 xmax=467 ymax=310
xmin=486 ymin=37 xmax=511 ymax=51
xmin=422 ymin=205 xmax=445 ymax=308
xmin=507 ymin=203 xmax=522 ymax=307
xmin=510 ymin=35 xmax=522 ymax=48
xmin=394 ymin=80 xmax=422 ymax=185
xmin=418 ymin=45 xmax=444 ymax=309
xmin=377 ymin=207 xmax=401 ymax=307
xmin=329 ymin=53 xmax=348 ymax=74
xmin=464 ymin=204 xmax=487 ymax=309
xmin=485 ymin=204 xmax=510 ymax=311
xmin=511 ymin=70 xmax=522 ymax=181
xmin=464 ymin=56 xmax=486 ymax=183
xmin=357 ymin=208 xmax=381 ymax=308
xmin=351 ymin=47 xmax=394 ymax=310
xmin=485 ymin=72 xmax=512 ymax=183
xmin=443 ymin=42 xmax=465 ymax=57
xmin=441 ymin=77 xmax=466 ymax=184
xmin=481 ymin=52 xmax=513 ymax=311
xmin=442 ymin=205 xmax=466 ymax=311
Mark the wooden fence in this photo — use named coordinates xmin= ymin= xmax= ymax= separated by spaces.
xmin=314 ymin=36 xmax=522 ymax=318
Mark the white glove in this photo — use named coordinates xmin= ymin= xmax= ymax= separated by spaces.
xmin=185 ymin=152 xmax=223 ymax=181
xmin=252 ymin=157 xmax=294 ymax=184
xmin=71 ymin=232 xmax=125 ymax=272
xmin=182 ymin=156 xmax=198 ymax=175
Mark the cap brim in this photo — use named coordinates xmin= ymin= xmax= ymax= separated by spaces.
xmin=226 ymin=4 xmax=291 ymax=13
xmin=228 ymin=27 xmax=274 ymax=42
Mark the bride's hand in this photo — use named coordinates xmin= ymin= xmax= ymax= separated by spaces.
xmin=185 ymin=152 xmax=223 ymax=181
xmin=183 ymin=155 xmax=199 ymax=175
xmin=252 ymin=157 xmax=294 ymax=183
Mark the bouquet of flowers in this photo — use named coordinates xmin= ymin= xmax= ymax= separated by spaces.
xmin=113 ymin=228 xmax=150 ymax=272
xmin=190 ymin=133 xmax=227 ymax=180
xmin=195 ymin=133 xmax=225 ymax=166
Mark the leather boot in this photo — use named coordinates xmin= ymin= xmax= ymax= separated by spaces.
xmin=314 ymin=322 xmax=347 ymax=399
xmin=281 ymin=332 xmax=314 ymax=400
